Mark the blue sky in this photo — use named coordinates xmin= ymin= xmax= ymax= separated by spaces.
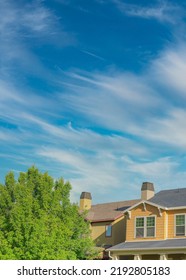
xmin=1 ymin=0 xmax=186 ymax=204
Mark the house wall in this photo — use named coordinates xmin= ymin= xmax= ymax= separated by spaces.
xmin=167 ymin=209 xmax=186 ymax=238
xmin=91 ymin=216 xmax=126 ymax=247
xmin=126 ymin=203 xmax=166 ymax=241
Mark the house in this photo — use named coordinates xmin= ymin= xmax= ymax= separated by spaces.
xmin=79 ymin=191 xmax=140 ymax=259
xmin=80 ymin=182 xmax=186 ymax=260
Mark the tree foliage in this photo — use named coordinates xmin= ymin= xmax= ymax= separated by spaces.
xmin=0 ymin=166 xmax=97 ymax=260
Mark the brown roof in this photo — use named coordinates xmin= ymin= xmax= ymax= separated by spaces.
xmin=86 ymin=199 xmax=141 ymax=222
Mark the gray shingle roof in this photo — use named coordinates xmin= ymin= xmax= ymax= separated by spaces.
xmin=86 ymin=199 xmax=140 ymax=222
xmin=149 ymin=188 xmax=186 ymax=208
xmin=108 ymin=238 xmax=186 ymax=251
xmin=85 ymin=187 xmax=186 ymax=222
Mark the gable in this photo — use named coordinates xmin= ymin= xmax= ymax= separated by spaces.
xmin=130 ymin=203 xmax=163 ymax=217
xmin=125 ymin=202 xmax=166 ymax=241
xmin=124 ymin=200 xmax=165 ymax=215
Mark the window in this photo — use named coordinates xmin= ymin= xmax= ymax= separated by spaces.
xmin=175 ymin=215 xmax=185 ymax=236
xmin=135 ymin=216 xmax=155 ymax=238
xmin=146 ymin=216 xmax=155 ymax=237
xmin=105 ymin=225 xmax=112 ymax=237
xmin=136 ymin=217 xmax=144 ymax=237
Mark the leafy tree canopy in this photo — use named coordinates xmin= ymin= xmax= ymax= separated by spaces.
xmin=0 ymin=166 xmax=97 ymax=260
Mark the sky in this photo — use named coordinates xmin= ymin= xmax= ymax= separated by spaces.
xmin=1 ymin=0 xmax=186 ymax=204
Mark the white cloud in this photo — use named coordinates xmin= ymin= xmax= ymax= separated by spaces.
xmin=0 ymin=0 xmax=75 ymax=82
xmin=0 ymin=130 xmax=15 ymax=142
xmin=1 ymin=1 xmax=186 ymax=202
xmin=60 ymin=69 xmax=164 ymax=136
xmin=133 ymin=108 xmax=186 ymax=149
xmin=112 ymin=0 xmax=182 ymax=24
xmin=0 ymin=0 xmax=69 ymax=40
xmin=19 ymin=112 xmax=147 ymax=158
xmin=152 ymin=45 xmax=186 ymax=95
xmin=38 ymin=147 xmax=123 ymax=197
xmin=0 ymin=80 xmax=24 ymax=103
xmin=56 ymin=38 xmax=186 ymax=154
xmin=123 ymin=156 xmax=177 ymax=177
xmin=22 ymin=5 xmax=56 ymax=33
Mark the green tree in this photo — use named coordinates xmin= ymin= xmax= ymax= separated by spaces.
xmin=0 ymin=166 xmax=97 ymax=260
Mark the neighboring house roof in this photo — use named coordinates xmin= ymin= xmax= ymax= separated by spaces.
xmin=108 ymin=238 xmax=186 ymax=251
xmin=86 ymin=199 xmax=140 ymax=222
xmin=149 ymin=188 xmax=186 ymax=208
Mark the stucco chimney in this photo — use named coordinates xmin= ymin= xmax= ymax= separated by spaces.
xmin=141 ymin=182 xmax=155 ymax=200
xmin=79 ymin=192 xmax=92 ymax=210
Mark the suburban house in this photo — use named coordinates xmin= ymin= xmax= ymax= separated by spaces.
xmin=79 ymin=182 xmax=186 ymax=260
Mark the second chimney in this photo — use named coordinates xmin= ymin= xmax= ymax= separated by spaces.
xmin=141 ymin=182 xmax=155 ymax=200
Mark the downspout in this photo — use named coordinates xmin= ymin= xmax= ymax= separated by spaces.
xmin=108 ymin=250 xmax=114 ymax=260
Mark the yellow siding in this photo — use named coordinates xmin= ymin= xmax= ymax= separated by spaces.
xmin=91 ymin=216 xmax=126 ymax=246
xmin=167 ymin=209 xmax=186 ymax=238
xmin=126 ymin=203 xmax=166 ymax=241
xmin=91 ymin=204 xmax=186 ymax=250
xmin=80 ymin=198 xmax=91 ymax=210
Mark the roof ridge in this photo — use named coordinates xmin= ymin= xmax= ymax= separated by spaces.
xmin=92 ymin=198 xmax=140 ymax=207
xmin=156 ymin=187 xmax=186 ymax=193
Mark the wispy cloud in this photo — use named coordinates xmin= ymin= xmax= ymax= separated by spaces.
xmin=133 ymin=108 xmax=186 ymax=149
xmin=81 ymin=50 xmax=106 ymax=61
xmin=57 ymin=39 xmax=186 ymax=155
xmin=2 ymin=36 xmax=186 ymax=200
xmin=2 ymin=0 xmax=186 ymax=202
xmin=112 ymin=0 xmax=182 ymax=24
xmin=0 ymin=0 xmax=73 ymax=42
xmin=38 ymin=146 xmax=143 ymax=202
xmin=151 ymin=45 xmax=186 ymax=96
xmin=0 ymin=0 xmax=75 ymax=81
xmin=59 ymin=69 xmax=165 ymax=136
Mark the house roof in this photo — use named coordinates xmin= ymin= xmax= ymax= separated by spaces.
xmin=149 ymin=188 xmax=186 ymax=208
xmin=108 ymin=238 xmax=186 ymax=251
xmin=86 ymin=199 xmax=140 ymax=222
xmin=85 ymin=187 xmax=186 ymax=222
xmin=123 ymin=187 xmax=186 ymax=213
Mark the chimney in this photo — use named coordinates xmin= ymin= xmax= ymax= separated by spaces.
xmin=79 ymin=192 xmax=92 ymax=210
xmin=141 ymin=182 xmax=155 ymax=200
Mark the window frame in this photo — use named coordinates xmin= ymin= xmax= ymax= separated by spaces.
xmin=135 ymin=217 xmax=145 ymax=238
xmin=175 ymin=214 xmax=186 ymax=237
xmin=135 ymin=216 xmax=156 ymax=238
xmin=105 ymin=224 xmax=112 ymax=237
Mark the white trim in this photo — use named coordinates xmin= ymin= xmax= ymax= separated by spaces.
xmin=168 ymin=206 xmax=186 ymax=210
xmin=123 ymin=201 xmax=186 ymax=213
xmin=158 ymin=207 xmax=162 ymax=217
xmin=134 ymin=216 xmax=144 ymax=239
xmin=143 ymin=202 xmax=146 ymax=211
xmin=123 ymin=200 xmax=166 ymax=214
xmin=107 ymin=246 xmax=186 ymax=252
xmin=134 ymin=254 xmax=142 ymax=260
xmin=165 ymin=212 xmax=168 ymax=239
xmin=127 ymin=210 xmax=131 ymax=219
xmin=125 ymin=237 xmax=186 ymax=243
xmin=107 ymin=240 xmax=186 ymax=252
xmin=135 ymin=216 xmax=156 ymax=238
